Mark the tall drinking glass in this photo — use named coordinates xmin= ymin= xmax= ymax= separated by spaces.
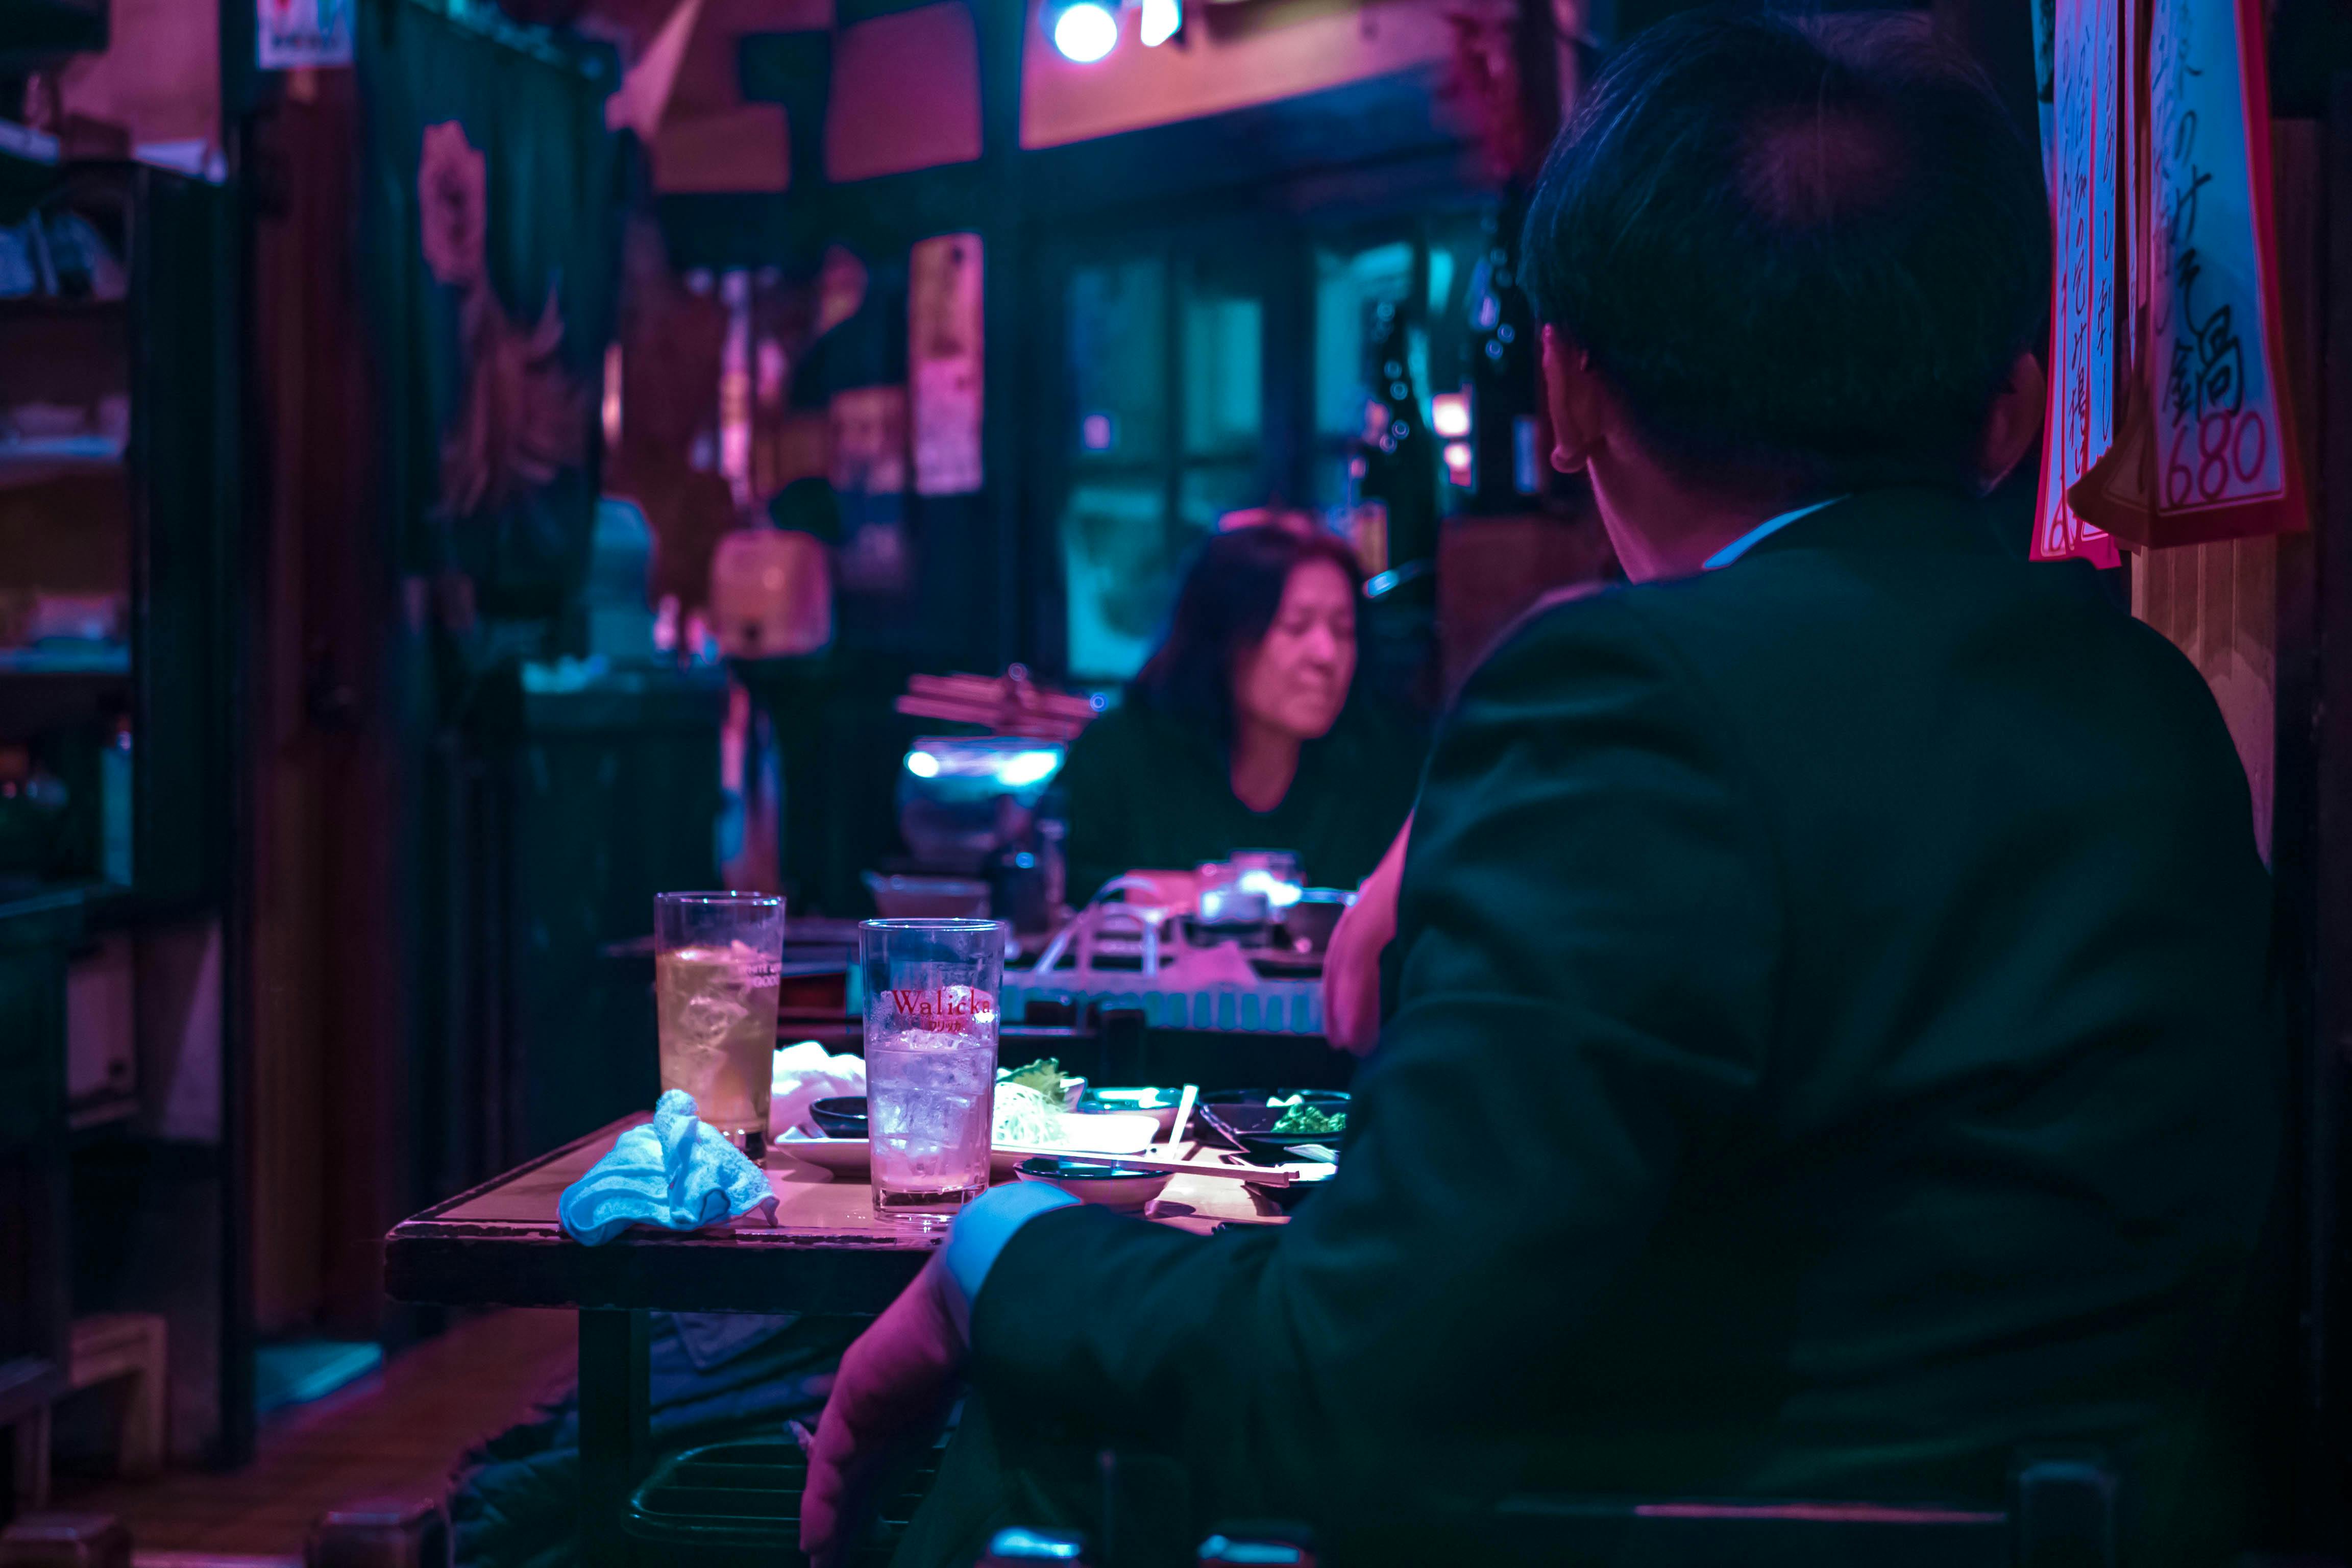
xmin=862 ymin=917 xmax=1004 ymax=1227
xmin=655 ymin=892 xmax=786 ymax=1157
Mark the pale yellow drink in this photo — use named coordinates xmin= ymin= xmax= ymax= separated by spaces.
xmin=655 ymin=941 xmax=780 ymax=1146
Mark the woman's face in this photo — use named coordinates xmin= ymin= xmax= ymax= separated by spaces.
xmin=1231 ymin=558 xmax=1358 ymax=743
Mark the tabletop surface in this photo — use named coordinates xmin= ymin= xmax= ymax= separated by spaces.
xmin=384 ymin=1115 xmax=1288 ymax=1316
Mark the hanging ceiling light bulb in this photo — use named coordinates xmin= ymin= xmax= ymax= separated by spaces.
xmin=1139 ymin=0 xmax=1181 ymax=46
xmin=1049 ymin=1 xmax=1121 ymax=63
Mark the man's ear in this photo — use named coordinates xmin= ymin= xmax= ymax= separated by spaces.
xmin=1542 ymin=324 xmax=1602 ymax=474
xmin=1977 ymin=350 xmax=2046 ymax=491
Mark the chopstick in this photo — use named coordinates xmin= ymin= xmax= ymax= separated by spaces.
xmin=1164 ymin=1084 xmax=1199 ymax=1157
xmin=892 ymin=696 xmax=1090 ymax=741
xmin=996 ymin=1147 xmax=1296 ymax=1186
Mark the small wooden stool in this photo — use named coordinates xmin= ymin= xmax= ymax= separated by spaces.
xmin=6 ymin=1412 xmax=49 ymax=1513
xmin=305 ymin=1499 xmax=449 ymax=1568
xmin=64 ymin=1317 xmax=165 ymax=1480
xmin=8 ymin=1315 xmax=168 ymax=1509
xmin=0 ymin=1513 xmax=132 ymax=1568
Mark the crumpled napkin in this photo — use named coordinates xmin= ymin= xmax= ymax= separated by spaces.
xmin=559 ymin=1090 xmax=778 ymax=1246
xmin=770 ymin=1039 xmax=867 ymax=1139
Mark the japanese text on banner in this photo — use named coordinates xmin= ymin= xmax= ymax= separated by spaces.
xmin=2035 ymin=0 xmax=2122 ymax=568
xmin=2148 ymin=0 xmax=2287 ymax=514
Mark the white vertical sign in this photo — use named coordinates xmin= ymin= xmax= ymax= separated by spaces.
xmin=2147 ymin=0 xmax=2288 ymax=513
xmin=259 ymin=0 xmax=354 ymax=67
xmin=910 ymin=233 xmax=985 ymax=497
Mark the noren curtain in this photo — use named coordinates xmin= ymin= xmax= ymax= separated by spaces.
xmin=358 ymin=0 xmax=623 ymax=622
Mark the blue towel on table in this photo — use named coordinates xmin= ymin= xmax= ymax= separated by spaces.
xmin=559 ymin=1090 xmax=778 ymax=1246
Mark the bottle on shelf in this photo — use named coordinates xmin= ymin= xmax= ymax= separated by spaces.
xmin=1353 ymin=298 xmax=1439 ymax=575
xmin=101 ymin=714 xmax=132 ymax=886
xmin=1459 ymin=204 xmax=1543 ymax=513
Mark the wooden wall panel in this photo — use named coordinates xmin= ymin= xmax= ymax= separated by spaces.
xmin=2132 ymin=538 xmax=2281 ymax=861
xmin=247 ymin=73 xmax=404 ymax=1337
xmin=827 ymin=4 xmax=982 ymax=181
xmin=2127 ymin=122 xmax=2324 ymax=866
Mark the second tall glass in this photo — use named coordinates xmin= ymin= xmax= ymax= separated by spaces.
xmin=862 ymin=917 xmax=1004 ymax=1227
xmin=656 ymin=891 xmax=786 ymax=1157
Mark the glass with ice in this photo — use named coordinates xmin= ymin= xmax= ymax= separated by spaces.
xmin=655 ymin=892 xmax=786 ymax=1157
xmin=862 ymin=917 xmax=1005 ymax=1227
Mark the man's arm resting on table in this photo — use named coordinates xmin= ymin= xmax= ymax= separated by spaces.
xmin=961 ymin=593 xmax=1782 ymax=1521
xmin=939 ymin=1182 xmax=1080 ymax=1331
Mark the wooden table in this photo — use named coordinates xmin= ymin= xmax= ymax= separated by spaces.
xmin=383 ymin=1115 xmax=1287 ymax=1566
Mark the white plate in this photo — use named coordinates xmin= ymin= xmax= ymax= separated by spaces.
xmin=771 ymin=1136 xmax=872 ymax=1175
xmin=772 ymin=1112 xmax=1166 ymax=1180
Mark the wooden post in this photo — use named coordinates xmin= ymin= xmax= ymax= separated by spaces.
xmin=574 ymin=1310 xmax=651 ymax=1568
xmin=976 ymin=0 xmax=1028 ymax=671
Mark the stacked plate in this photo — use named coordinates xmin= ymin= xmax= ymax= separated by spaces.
xmin=773 ymin=1095 xmax=1164 ymax=1179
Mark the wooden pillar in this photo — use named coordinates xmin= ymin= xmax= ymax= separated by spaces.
xmin=575 ymin=1309 xmax=651 ymax=1568
xmin=2126 ymin=108 xmax=2341 ymax=1551
xmin=977 ymin=0 xmax=1028 ymax=670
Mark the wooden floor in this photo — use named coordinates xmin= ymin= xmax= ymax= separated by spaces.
xmin=53 ymin=1310 xmax=578 ymax=1559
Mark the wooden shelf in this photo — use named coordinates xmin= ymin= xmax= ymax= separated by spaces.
xmin=0 ymin=295 xmax=126 ymax=319
xmin=67 ymin=1092 xmax=139 ymax=1133
xmin=0 ymin=646 xmax=128 ymax=676
xmin=0 ymin=439 xmax=125 ymax=491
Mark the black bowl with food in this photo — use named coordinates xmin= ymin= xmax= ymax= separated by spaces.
xmin=1280 ymin=888 xmax=1356 ymax=955
xmin=809 ymin=1095 xmax=870 ymax=1139
xmin=1198 ymin=1089 xmax=1351 ymax=1160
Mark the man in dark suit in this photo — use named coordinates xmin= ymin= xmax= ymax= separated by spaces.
xmin=801 ymin=14 xmax=2280 ymax=1566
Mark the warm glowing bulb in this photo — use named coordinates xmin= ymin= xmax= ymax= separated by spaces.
xmin=1052 ymin=2 xmax=1119 ymax=62
xmin=1140 ymin=0 xmax=1179 ymax=46
xmin=905 ymin=751 xmax=940 ymax=778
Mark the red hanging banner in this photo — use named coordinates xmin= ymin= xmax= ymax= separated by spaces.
xmin=2034 ymin=0 xmax=2124 ymax=568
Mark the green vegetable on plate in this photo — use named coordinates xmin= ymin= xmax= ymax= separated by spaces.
xmin=1000 ymin=1058 xmax=1076 ymax=1101
xmin=1270 ymin=1102 xmax=1347 ymax=1136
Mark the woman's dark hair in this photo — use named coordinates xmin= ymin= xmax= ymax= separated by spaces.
xmin=1518 ymin=10 xmax=2050 ymax=496
xmin=1129 ymin=524 xmax=1365 ymax=749
xmin=767 ymin=476 xmax=843 ymax=545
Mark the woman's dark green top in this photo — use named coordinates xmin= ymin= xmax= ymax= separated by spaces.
xmin=1057 ymin=699 xmax=1423 ymax=905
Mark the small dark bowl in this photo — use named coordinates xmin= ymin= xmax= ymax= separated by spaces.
xmin=809 ymin=1095 xmax=870 ymax=1139
xmin=1199 ymin=1090 xmax=1351 ymax=1161
xmin=1076 ymin=1086 xmax=1186 ymax=1137
xmin=1014 ymin=1155 xmax=1171 ymax=1215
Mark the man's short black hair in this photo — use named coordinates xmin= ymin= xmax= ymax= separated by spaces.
xmin=1520 ymin=10 xmax=2051 ymax=496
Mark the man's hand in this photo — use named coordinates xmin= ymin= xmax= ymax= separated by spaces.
xmin=1324 ymin=815 xmax=1410 ymax=1056
xmin=799 ymin=1255 xmax=968 ymax=1567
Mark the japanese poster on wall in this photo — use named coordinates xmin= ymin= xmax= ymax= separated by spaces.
xmin=2052 ymin=0 xmax=2306 ymax=551
xmin=2131 ymin=0 xmax=2302 ymax=537
xmin=832 ymin=384 xmax=912 ymax=594
xmin=2033 ymin=0 xmax=2122 ymax=568
xmin=910 ymin=233 xmax=984 ymax=497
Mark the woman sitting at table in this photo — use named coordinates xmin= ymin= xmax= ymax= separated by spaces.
xmin=1057 ymin=522 xmax=1422 ymax=908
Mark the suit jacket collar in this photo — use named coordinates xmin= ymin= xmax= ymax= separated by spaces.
xmin=1735 ymin=487 xmax=2012 ymax=562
